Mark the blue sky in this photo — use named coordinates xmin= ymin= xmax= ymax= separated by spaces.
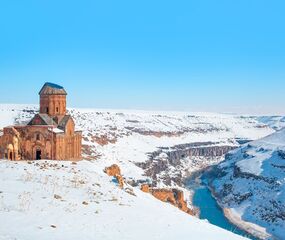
xmin=0 ymin=0 xmax=284 ymax=114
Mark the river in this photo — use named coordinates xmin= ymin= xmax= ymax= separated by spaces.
xmin=186 ymin=171 xmax=259 ymax=240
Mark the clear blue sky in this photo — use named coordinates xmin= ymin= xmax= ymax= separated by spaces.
xmin=0 ymin=0 xmax=284 ymax=114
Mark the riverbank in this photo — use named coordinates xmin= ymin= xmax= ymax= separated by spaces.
xmin=186 ymin=168 xmax=267 ymax=240
xmin=223 ymin=208 xmax=271 ymax=240
xmin=207 ymin=180 xmax=272 ymax=240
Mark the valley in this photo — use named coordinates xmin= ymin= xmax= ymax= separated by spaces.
xmin=0 ymin=104 xmax=283 ymax=240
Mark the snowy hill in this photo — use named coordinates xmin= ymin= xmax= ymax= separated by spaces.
xmin=210 ymin=129 xmax=285 ymax=240
xmin=0 ymin=104 xmax=278 ymax=239
xmin=0 ymin=160 xmax=247 ymax=240
xmin=0 ymin=104 xmax=274 ymax=185
xmin=255 ymin=116 xmax=285 ymax=131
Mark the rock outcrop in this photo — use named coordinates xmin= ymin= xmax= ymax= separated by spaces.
xmin=93 ymin=135 xmax=117 ymax=146
xmin=129 ymin=130 xmax=185 ymax=138
xmin=148 ymin=142 xmax=237 ymax=166
xmin=104 ymin=164 xmax=124 ymax=188
xmin=140 ymin=184 xmax=194 ymax=215
xmin=105 ymin=164 xmax=121 ymax=176
xmin=140 ymin=184 xmax=150 ymax=193
xmin=136 ymin=142 xmax=237 ymax=187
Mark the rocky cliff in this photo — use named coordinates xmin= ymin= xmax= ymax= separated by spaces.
xmin=137 ymin=142 xmax=237 ymax=187
xmin=104 ymin=164 xmax=124 ymax=189
xmin=140 ymin=184 xmax=195 ymax=215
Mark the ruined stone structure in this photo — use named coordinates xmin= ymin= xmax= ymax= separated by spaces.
xmin=0 ymin=82 xmax=82 ymax=160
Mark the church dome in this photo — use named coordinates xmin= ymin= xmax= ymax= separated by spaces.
xmin=39 ymin=82 xmax=67 ymax=95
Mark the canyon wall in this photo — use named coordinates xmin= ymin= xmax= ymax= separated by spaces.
xmin=137 ymin=142 xmax=237 ymax=187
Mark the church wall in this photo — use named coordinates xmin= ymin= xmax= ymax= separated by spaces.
xmin=0 ymin=127 xmax=21 ymax=160
xmin=55 ymin=135 xmax=65 ymax=160
xmin=0 ymin=125 xmax=82 ymax=161
xmin=53 ymin=131 xmax=82 ymax=160
xmin=1 ymin=84 xmax=82 ymax=161
xmin=13 ymin=126 xmax=54 ymax=160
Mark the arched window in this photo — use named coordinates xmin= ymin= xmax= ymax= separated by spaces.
xmin=36 ymin=133 xmax=40 ymax=141
xmin=46 ymin=107 xmax=49 ymax=114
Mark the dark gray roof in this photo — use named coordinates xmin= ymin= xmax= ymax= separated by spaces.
xmin=28 ymin=114 xmax=57 ymax=126
xmin=58 ymin=115 xmax=72 ymax=130
xmin=39 ymin=82 xmax=67 ymax=95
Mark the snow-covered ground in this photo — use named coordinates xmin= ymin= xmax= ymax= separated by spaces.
xmin=0 ymin=104 xmax=279 ymax=239
xmin=211 ymin=129 xmax=285 ymax=240
xmin=0 ymin=160 xmax=247 ymax=240
xmin=0 ymin=104 xmax=274 ymax=183
xmin=256 ymin=116 xmax=285 ymax=131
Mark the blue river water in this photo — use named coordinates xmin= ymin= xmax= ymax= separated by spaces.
xmin=187 ymin=172 xmax=259 ymax=240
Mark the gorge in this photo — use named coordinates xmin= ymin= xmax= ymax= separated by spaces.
xmin=0 ymin=104 xmax=279 ymax=240
xmin=137 ymin=140 xmax=263 ymax=239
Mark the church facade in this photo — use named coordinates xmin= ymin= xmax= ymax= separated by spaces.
xmin=0 ymin=83 xmax=82 ymax=161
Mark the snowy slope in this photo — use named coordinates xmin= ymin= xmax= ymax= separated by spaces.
xmin=0 ymin=104 xmax=274 ymax=182
xmin=256 ymin=116 xmax=285 ymax=131
xmin=0 ymin=160 xmax=246 ymax=240
xmin=0 ymin=104 xmax=38 ymax=129
xmin=211 ymin=129 xmax=285 ymax=240
xmin=0 ymin=104 xmax=277 ymax=240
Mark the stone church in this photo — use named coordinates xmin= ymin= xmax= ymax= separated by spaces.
xmin=0 ymin=82 xmax=82 ymax=161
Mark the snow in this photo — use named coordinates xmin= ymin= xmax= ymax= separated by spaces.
xmin=0 ymin=105 xmax=21 ymax=128
xmin=70 ymin=108 xmax=273 ymax=141
xmin=49 ymin=128 xmax=64 ymax=133
xmin=224 ymin=208 xmax=271 ymax=240
xmin=237 ymin=129 xmax=285 ymax=175
xmin=0 ymin=160 xmax=246 ymax=240
xmin=74 ymin=108 xmax=273 ymax=182
xmin=0 ymin=104 xmax=280 ymax=240
xmin=212 ymin=128 xmax=285 ymax=239
xmin=236 ymin=150 xmax=272 ymax=175
xmin=257 ymin=128 xmax=285 ymax=146
xmin=0 ymin=104 xmax=274 ymax=182
xmin=0 ymin=104 xmax=37 ymax=128
xmin=256 ymin=116 xmax=285 ymax=131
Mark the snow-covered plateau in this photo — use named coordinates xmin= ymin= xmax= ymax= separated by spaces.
xmin=0 ymin=104 xmax=283 ymax=240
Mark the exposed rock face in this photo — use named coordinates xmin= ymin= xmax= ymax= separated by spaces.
xmin=147 ymin=142 xmax=236 ymax=166
xmin=82 ymin=134 xmax=118 ymax=160
xmin=127 ymin=125 xmax=226 ymax=137
xmin=174 ymin=189 xmax=191 ymax=213
xmin=128 ymin=130 xmax=185 ymax=138
xmin=141 ymin=185 xmax=194 ymax=215
xmin=151 ymin=189 xmax=177 ymax=205
xmin=137 ymin=142 xmax=237 ymax=187
xmin=133 ymin=142 xmax=237 ymax=218
xmin=140 ymin=184 xmax=150 ymax=193
xmin=104 ymin=164 xmax=124 ymax=188
xmin=277 ymin=150 xmax=285 ymax=159
xmin=104 ymin=164 xmax=121 ymax=176
xmin=116 ymin=174 xmax=124 ymax=189
xmin=92 ymin=135 xmax=117 ymax=146
xmin=233 ymin=165 xmax=277 ymax=185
